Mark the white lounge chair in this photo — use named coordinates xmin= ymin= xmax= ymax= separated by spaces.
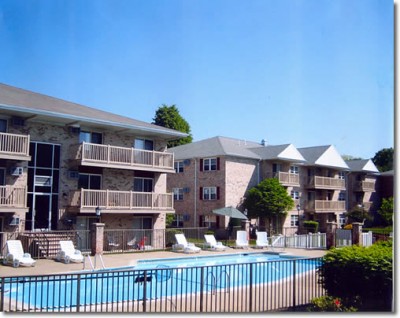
xmin=204 ymin=234 xmax=227 ymax=251
xmin=3 ymin=240 xmax=36 ymax=267
xmin=235 ymin=230 xmax=249 ymax=248
xmin=56 ymin=240 xmax=84 ymax=264
xmin=172 ymin=233 xmax=201 ymax=253
xmin=255 ymin=231 xmax=269 ymax=248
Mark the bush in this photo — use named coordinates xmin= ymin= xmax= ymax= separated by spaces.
xmin=302 ymin=220 xmax=319 ymax=233
xmin=165 ymin=229 xmax=183 ymax=247
xmin=318 ymin=240 xmax=393 ymax=311
xmin=307 ymin=296 xmax=357 ymax=312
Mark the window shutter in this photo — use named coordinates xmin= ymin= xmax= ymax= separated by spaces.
xmin=200 ymin=159 xmax=203 ymax=171
xmin=217 ymin=187 xmax=220 ymax=200
xmin=217 ymin=157 xmax=220 ymax=170
xmin=199 ymin=187 xmax=203 ymax=200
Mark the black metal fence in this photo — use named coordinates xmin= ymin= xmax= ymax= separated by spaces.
xmin=0 ymin=257 xmax=325 ymax=313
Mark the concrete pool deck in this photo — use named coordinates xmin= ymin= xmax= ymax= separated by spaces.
xmin=0 ymin=247 xmax=327 ymax=277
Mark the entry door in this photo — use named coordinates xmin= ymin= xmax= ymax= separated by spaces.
xmin=33 ymin=194 xmax=51 ymax=230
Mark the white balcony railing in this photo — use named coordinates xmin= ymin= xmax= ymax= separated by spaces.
xmin=355 ymin=180 xmax=376 ymax=192
xmin=307 ymin=176 xmax=345 ymax=190
xmin=305 ymin=200 xmax=346 ymax=212
xmin=266 ymin=172 xmax=300 ymax=186
xmin=0 ymin=132 xmax=30 ymax=159
xmin=79 ymin=142 xmax=174 ymax=171
xmin=77 ymin=189 xmax=173 ymax=211
xmin=0 ymin=186 xmax=27 ymax=208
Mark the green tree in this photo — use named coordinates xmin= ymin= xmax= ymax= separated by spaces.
xmin=378 ymin=197 xmax=394 ymax=226
xmin=372 ymin=147 xmax=393 ymax=172
xmin=152 ymin=104 xmax=193 ymax=147
xmin=345 ymin=206 xmax=372 ymax=225
xmin=243 ymin=178 xmax=294 ymax=233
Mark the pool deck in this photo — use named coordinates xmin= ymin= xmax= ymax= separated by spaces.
xmin=0 ymin=247 xmax=327 ymax=278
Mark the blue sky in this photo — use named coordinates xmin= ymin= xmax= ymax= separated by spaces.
xmin=0 ymin=0 xmax=394 ymax=159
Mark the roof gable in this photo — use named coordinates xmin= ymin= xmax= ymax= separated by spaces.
xmin=346 ymin=159 xmax=379 ymax=173
xmin=315 ymin=145 xmax=349 ymax=169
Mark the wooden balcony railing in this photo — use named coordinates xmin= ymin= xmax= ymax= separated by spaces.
xmin=78 ymin=142 xmax=174 ymax=172
xmin=71 ymin=189 xmax=174 ymax=211
xmin=0 ymin=186 xmax=27 ymax=208
xmin=307 ymin=176 xmax=345 ymax=190
xmin=355 ymin=181 xmax=376 ymax=192
xmin=266 ymin=172 xmax=300 ymax=186
xmin=305 ymin=200 xmax=346 ymax=213
xmin=0 ymin=132 xmax=30 ymax=160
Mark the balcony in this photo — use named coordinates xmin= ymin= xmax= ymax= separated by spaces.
xmin=73 ymin=142 xmax=174 ymax=173
xmin=0 ymin=185 xmax=28 ymax=212
xmin=305 ymin=200 xmax=346 ymax=213
xmin=354 ymin=180 xmax=376 ymax=192
xmin=266 ymin=172 xmax=300 ymax=186
xmin=306 ymin=176 xmax=345 ymax=190
xmin=68 ymin=189 xmax=174 ymax=213
xmin=0 ymin=132 xmax=31 ymax=161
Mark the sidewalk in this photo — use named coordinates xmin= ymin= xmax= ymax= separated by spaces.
xmin=0 ymin=247 xmax=327 ymax=277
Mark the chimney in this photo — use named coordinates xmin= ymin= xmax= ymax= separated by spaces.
xmin=261 ymin=139 xmax=267 ymax=146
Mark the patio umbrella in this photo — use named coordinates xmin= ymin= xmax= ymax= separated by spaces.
xmin=212 ymin=206 xmax=248 ymax=220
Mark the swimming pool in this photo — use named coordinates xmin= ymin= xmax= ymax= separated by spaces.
xmin=2 ymin=252 xmax=321 ymax=311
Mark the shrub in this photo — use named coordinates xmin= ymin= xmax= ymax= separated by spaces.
xmin=302 ymin=220 xmax=319 ymax=233
xmin=165 ymin=229 xmax=183 ymax=247
xmin=318 ymin=240 xmax=393 ymax=311
xmin=307 ymin=296 xmax=357 ymax=312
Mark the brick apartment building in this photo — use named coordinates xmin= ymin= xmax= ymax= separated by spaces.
xmin=167 ymin=136 xmax=381 ymax=235
xmin=0 ymin=83 xmax=186 ymax=240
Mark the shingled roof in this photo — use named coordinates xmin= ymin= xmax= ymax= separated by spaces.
xmin=0 ymin=83 xmax=187 ymax=140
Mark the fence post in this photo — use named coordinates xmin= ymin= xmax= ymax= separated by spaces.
xmin=91 ymin=222 xmax=105 ymax=256
xmin=326 ymin=221 xmax=337 ymax=249
xmin=352 ymin=222 xmax=363 ymax=246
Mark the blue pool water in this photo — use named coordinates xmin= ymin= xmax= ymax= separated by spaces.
xmin=4 ymin=252 xmax=320 ymax=310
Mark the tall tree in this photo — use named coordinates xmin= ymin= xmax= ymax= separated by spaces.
xmin=243 ymin=178 xmax=294 ymax=233
xmin=372 ymin=147 xmax=393 ymax=172
xmin=152 ymin=104 xmax=193 ymax=147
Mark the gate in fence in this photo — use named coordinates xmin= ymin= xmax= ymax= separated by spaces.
xmin=336 ymin=229 xmax=352 ymax=247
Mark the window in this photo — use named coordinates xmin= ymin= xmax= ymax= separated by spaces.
xmin=338 ymin=171 xmax=346 ymax=180
xmin=273 ymin=163 xmax=282 ymax=173
xmin=339 ymin=213 xmax=346 ymax=227
xmin=203 ymin=187 xmax=217 ymax=200
xmin=78 ymin=174 xmax=102 ymax=190
xmin=290 ymin=165 xmax=299 ymax=174
xmin=173 ymin=188 xmax=183 ymax=201
xmin=174 ymin=161 xmax=184 ymax=173
xmin=0 ymin=119 xmax=7 ymax=132
xmin=79 ymin=131 xmax=103 ymax=144
xmin=0 ymin=168 xmax=5 ymax=185
xmin=291 ymin=190 xmax=300 ymax=199
xmin=134 ymin=177 xmax=153 ymax=192
xmin=171 ymin=214 xmax=184 ymax=227
xmin=134 ymin=138 xmax=153 ymax=151
xmin=339 ymin=192 xmax=346 ymax=201
xmin=290 ymin=215 xmax=299 ymax=227
xmin=203 ymin=158 xmax=217 ymax=171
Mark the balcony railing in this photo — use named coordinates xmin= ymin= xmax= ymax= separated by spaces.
xmin=305 ymin=200 xmax=346 ymax=213
xmin=0 ymin=186 xmax=27 ymax=208
xmin=78 ymin=142 xmax=174 ymax=172
xmin=307 ymin=176 xmax=345 ymax=190
xmin=71 ymin=189 xmax=174 ymax=211
xmin=266 ymin=172 xmax=300 ymax=186
xmin=0 ymin=132 xmax=30 ymax=160
xmin=355 ymin=180 xmax=376 ymax=192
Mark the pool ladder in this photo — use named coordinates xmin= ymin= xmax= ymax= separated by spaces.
xmin=205 ymin=270 xmax=230 ymax=294
xmin=83 ymin=253 xmax=106 ymax=271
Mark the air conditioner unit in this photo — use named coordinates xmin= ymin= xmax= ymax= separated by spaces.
xmin=68 ymin=126 xmax=80 ymax=134
xmin=9 ymin=216 xmax=20 ymax=226
xmin=183 ymin=159 xmax=191 ymax=166
xmin=183 ymin=187 xmax=190 ymax=193
xmin=10 ymin=167 xmax=23 ymax=176
xmin=11 ymin=117 xmax=25 ymax=127
xmin=68 ymin=170 xmax=79 ymax=179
